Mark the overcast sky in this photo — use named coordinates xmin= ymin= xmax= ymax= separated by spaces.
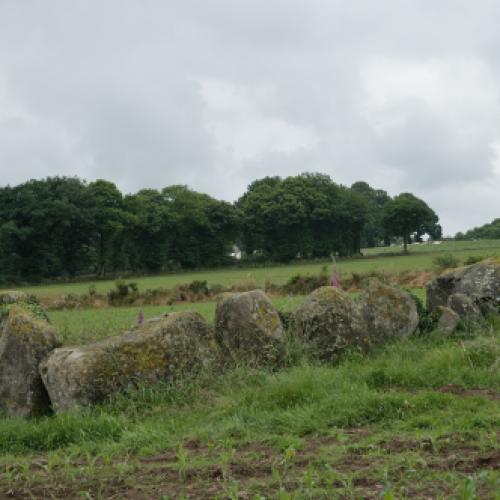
xmin=1 ymin=1 xmax=499 ymax=235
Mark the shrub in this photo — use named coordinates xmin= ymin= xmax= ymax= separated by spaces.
xmin=174 ymin=279 xmax=211 ymax=302
xmin=208 ymin=283 xmax=225 ymax=295
xmin=433 ymin=253 xmax=460 ymax=271
xmin=231 ymin=278 xmax=258 ymax=292
xmin=464 ymin=255 xmax=484 ymax=266
xmin=187 ymin=280 xmax=208 ymax=295
xmin=107 ymin=281 xmax=139 ymax=305
xmin=283 ymin=266 xmax=329 ymax=294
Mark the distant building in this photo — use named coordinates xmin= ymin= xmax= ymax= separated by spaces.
xmin=230 ymin=245 xmax=242 ymax=260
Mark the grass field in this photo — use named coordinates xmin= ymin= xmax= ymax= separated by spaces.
xmin=1 ymin=319 xmax=499 ymax=498
xmin=49 ymin=296 xmax=306 ymax=346
xmin=48 ymin=289 xmax=426 ymax=346
xmin=361 ymin=239 xmax=500 ymax=256
xmin=5 ymin=239 xmax=500 ymax=299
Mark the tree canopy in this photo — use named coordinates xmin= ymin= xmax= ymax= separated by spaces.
xmin=382 ymin=193 xmax=440 ymax=252
xmin=0 ymin=174 xmax=440 ymax=283
xmin=456 ymin=218 xmax=500 ymax=240
xmin=237 ymin=173 xmax=369 ymax=260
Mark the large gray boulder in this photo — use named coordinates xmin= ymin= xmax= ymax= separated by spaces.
xmin=215 ymin=290 xmax=284 ymax=365
xmin=354 ymin=282 xmax=419 ymax=347
xmin=0 ymin=305 xmax=61 ymax=417
xmin=289 ymin=287 xmax=357 ymax=360
xmin=427 ymin=260 xmax=500 ymax=316
xmin=40 ymin=311 xmax=215 ymax=413
xmin=290 ymin=283 xmax=419 ymax=360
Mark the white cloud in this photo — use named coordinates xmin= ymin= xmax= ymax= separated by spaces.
xmin=1 ymin=1 xmax=500 ymax=233
xmin=199 ymin=79 xmax=319 ymax=166
xmin=360 ymin=57 xmax=500 ymax=188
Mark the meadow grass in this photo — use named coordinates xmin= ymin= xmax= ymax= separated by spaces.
xmin=361 ymin=238 xmax=500 ymax=255
xmin=48 ymin=290 xmax=426 ymax=345
xmin=1 ymin=318 xmax=499 ymax=498
xmin=49 ymin=295 xmax=306 ymax=345
xmin=5 ymin=239 xmax=500 ymax=298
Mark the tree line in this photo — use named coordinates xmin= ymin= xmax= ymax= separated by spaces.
xmin=0 ymin=173 xmax=440 ymax=283
xmin=455 ymin=218 xmax=500 ymax=241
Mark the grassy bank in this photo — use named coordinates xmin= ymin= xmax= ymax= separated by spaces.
xmin=1 ymin=318 xmax=499 ymax=498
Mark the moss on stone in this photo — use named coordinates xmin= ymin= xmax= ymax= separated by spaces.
xmin=41 ymin=311 xmax=215 ymax=413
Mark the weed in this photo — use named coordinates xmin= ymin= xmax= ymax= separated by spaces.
xmin=464 ymin=255 xmax=486 ymax=265
xmin=433 ymin=253 xmax=460 ymax=270
xmin=176 ymin=443 xmax=188 ymax=480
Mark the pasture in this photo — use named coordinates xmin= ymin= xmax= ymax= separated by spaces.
xmin=5 ymin=239 xmax=500 ymax=299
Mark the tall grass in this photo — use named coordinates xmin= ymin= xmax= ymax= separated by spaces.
xmin=1 ymin=319 xmax=498 ymax=457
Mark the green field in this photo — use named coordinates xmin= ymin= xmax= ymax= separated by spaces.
xmin=49 ymin=296 xmax=306 ymax=346
xmin=1 ymin=320 xmax=499 ymax=498
xmin=361 ymin=239 xmax=500 ymax=255
xmin=5 ymin=239 xmax=500 ymax=299
xmin=49 ymin=290 xmax=426 ymax=346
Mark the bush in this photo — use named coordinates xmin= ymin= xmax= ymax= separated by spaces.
xmin=464 ymin=255 xmax=485 ymax=266
xmin=433 ymin=253 xmax=460 ymax=270
xmin=107 ymin=281 xmax=139 ymax=305
xmin=186 ymin=280 xmax=208 ymax=295
xmin=208 ymin=283 xmax=225 ymax=295
xmin=174 ymin=279 xmax=211 ymax=302
xmin=231 ymin=278 xmax=258 ymax=292
xmin=283 ymin=266 xmax=329 ymax=294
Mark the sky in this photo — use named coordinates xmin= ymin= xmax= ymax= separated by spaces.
xmin=1 ymin=1 xmax=499 ymax=235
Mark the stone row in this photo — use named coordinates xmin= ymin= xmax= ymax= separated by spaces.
xmin=1 ymin=260 xmax=498 ymax=417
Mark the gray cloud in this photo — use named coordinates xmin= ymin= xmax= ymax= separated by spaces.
xmin=1 ymin=1 xmax=500 ymax=234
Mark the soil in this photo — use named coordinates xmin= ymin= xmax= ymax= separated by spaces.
xmin=3 ymin=425 xmax=499 ymax=500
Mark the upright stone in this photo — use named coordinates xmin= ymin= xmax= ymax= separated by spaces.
xmin=40 ymin=311 xmax=214 ymax=413
xmin=290 ymin=282 xmax=419 ymax=361
xmin=0 ymin=305 xmax=61 ymax=417
xmin=289 ymin=287 xmax=356 ymax=361
xmin=354 ymin=281 xmax=419 ymax=347
xmin=215 ymin=290 xmax=284 ymax=365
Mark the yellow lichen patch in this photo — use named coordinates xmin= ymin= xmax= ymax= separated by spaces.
xmin=307 ymin=286 xmax=352 ymax=307
xmin=254 ymin=300 xmax=281 ymax=334
xmin=113 ymin=337 xmax=168 ymax=374
xmin=4 ymin=305 xmax=60 ymax=348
